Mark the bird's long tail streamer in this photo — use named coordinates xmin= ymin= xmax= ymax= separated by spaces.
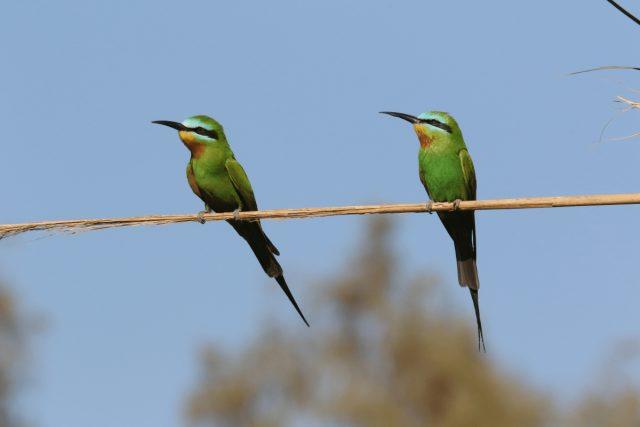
xmin=276 ymin=275 xmax=310 ymax=327
xmin=469 ymin=288 xmax=486 ymax=352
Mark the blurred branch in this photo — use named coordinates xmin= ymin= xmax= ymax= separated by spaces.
xmin=570 ymin=65 xmax=640 ymax=75
xmin=618 ymin=95 xmax=640 ymax=109
xmin=570 ymin=2 xmax=640 ymax=76
xmin=2 ymin=192 xmax=640 ymax=239
xmin=605 ymin=0 xmax=640 ymax=26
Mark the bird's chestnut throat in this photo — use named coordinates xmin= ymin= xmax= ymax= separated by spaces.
xmin=178 ymin=131 xmax=206 ymax=157
xmin=413 ymin=125 xmax=433 ymax=149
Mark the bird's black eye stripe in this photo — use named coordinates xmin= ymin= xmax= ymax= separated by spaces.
xmin=191 ymin=127 xmax=219 ymax=139
xmin=421 ymin=118 xmax=452 ymax=133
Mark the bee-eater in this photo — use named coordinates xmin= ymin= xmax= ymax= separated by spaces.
xmin=153 ymin=115 xmax=309 ymax=327
xmin=381 ymin=111 xmax=484 ymax=351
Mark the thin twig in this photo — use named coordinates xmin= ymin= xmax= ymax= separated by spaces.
xmin=569 ymin=65 xmax=640 ymax=76
xmin=605 ymin=0 xmax=640 ymax=26
xmin=592 ymin=96 xmax=640 ymax=143
xmin=1 ymin=193 xmax=640 ymax=240
xmin=617 ymin=95 xmax=640 ymax=110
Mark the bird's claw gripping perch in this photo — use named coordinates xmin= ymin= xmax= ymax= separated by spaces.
xmin=232 ymin=208 xmax=241 ymax=221
xmin=196 ymin=211 xmax=208 ymax=224
xmin=425 ymin=200 xmax=434 ymax=214
xmin=197 ymin=206 xmax=212 ymax=224
xmin=452 ymin=199 xmax=462 ymax=211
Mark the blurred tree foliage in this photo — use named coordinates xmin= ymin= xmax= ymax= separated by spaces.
xmin=0 ymin=284 xmax=30 ymax=427
xmin=185 ymin=218 xmax=639 ymax=427
xmin=566 ymin=339 xmax=640 ymax=427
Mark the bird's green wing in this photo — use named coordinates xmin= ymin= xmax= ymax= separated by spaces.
xmin=225 ymin=158 xmax=258 ymax=211
xmin=458 ymin=148 xmax=478 ymax=256
xmin=459 ymin=149 xmax=477 ymax=200
xmin=225 ymin=158 xmax=281 ymax=255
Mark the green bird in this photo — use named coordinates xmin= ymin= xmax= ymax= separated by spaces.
xmin=381 ymin=110 xmax=484 ymax=351
xmin=153 ymin=115 xmax=309 ymax=327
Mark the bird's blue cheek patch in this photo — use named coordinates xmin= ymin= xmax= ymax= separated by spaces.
xmin=181 ymin=117 xmax=201 ymax=129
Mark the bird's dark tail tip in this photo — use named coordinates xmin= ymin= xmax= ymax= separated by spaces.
xmin=469 ymin=288 xmax=486 ymax=352
xmin=275 ymin=275 xmax=310 ymax=327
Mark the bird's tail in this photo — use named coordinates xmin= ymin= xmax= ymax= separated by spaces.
xmin=275 ymin=275 xmax=309 ymax=327
xmin=469 ymin=288 xmax=486 ymax=352
xmin=457 ymin=258 xmax=479 ymax=289
xmin=230 ymin=220 xmax=309 ymax=326
xmin=454 ymin=238 xmax=484 ymax=351
xmin=453 ymin=240 xmax=479 ymax=289
xmin=230 ymin=221 xmax=282 ymax=277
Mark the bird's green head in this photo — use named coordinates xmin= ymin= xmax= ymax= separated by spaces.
xmin=152 ymin=115 xmax=227 ymax=154
xmin=380 ymin=110 xmax=461 ymax=148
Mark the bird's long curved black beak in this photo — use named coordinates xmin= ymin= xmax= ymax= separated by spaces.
xmin=379 ymin=111 xmax=420 ymax=124
xmin=152 ymin=120 xmax=187 ymax=131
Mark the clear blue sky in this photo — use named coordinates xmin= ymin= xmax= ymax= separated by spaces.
xmin=1 ymin=1 xmax=640 ymax=426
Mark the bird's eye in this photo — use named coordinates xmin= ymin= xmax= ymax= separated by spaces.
xmin=193 ymin=127 xmax=219 ymax=139
xmin=422 ymin=119 xmax=452 ymax=133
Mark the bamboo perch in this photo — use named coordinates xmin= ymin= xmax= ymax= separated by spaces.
xmin=1 ymin=192 xmax=640 ymax=240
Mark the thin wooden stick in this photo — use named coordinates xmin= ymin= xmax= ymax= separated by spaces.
xmin=1 ymin=192 xmax=640 ymax=239
xmin=605 ymin=0 xmax=640 ymax=27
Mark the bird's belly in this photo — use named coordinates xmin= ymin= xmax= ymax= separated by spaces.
xmin=191 ymin=163 xmax=240 ymax=212
xmin=198 ymin=178 xmax=239 ymax=212
xmin=422 ymin=159 xmax=468 ymax=202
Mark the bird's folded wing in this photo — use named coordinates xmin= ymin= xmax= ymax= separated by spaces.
xmin=459 ymin=148 xmax=478 ymax=256
xmin=459 ymin=149 xmax=477 ymax=200
xmin=225 ymin=158 xmax=259 ymax=211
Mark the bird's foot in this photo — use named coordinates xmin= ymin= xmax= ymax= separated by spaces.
xmin=425 ymin=200 xmax=434 ymax=214
xmin=232 ymin=208 xmax=241 ymax=221
xmin=197 ymin=206 xmax=212 ymax=224
xmin=452 ymin=199 xmax=462 ymax=211
xmin=196 ymin=210 xmax=208 ymax=224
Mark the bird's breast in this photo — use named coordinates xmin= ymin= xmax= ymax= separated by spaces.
xmin=190 ymin=157 xmax=239 ymax=211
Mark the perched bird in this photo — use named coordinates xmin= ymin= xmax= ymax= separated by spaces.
xmin=381 ymin=111 xmax=484 ymax=351
xmin=153 ymin=115 xmax=309 ymax=326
